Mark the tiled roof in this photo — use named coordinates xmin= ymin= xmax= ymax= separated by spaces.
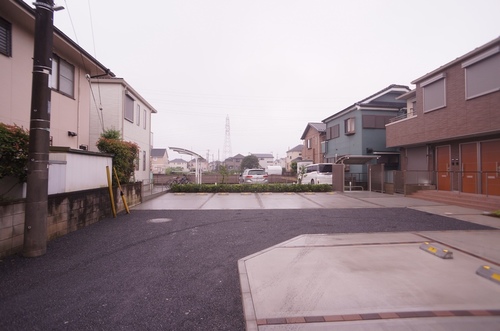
xmin=322 ymin=84 xmax=410 ymax=123
xmin=287 ymin=144 xmax=303 ymax=153
xmin=169 ymin=158 xmax=187 ymax=164
xmin=151 ymin=148 xmax=167 ymax=157
xmin=252 ymin=153 xmax=274 ymax=158
xmin=301 ymin=122 xmax=326 ymax=139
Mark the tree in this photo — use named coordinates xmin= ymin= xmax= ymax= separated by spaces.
xmin=240 ymin=155 xmax=260 ymax=171
xmin=219 ymin=165 xmax=229 ymax=184
xmin=96 ymin=129 xmax=139 ymax=184
xmin=0 ymin=123 xmax=29 ymax=182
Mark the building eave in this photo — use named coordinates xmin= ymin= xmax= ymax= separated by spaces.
xmin=411 ymin=36 xmax=500 ymax=85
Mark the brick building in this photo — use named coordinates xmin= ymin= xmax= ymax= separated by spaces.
xmin=386 ymin=37 xmax=500 ymax=196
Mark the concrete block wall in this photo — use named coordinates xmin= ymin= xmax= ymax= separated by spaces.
xmin=0 ymin=183 xmax=141 ymax=258
xmin=0 ymin=202 xmax=25 ymax=258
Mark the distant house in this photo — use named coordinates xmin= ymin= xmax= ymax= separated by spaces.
xmin=301 ymin=123 xmax=326 ymax=164
xmin=251 ymin=153 xmax=274 ymax=169
xmin=168 ymin=158 xmax=188 ymax=172
xmin=151 ymin=148 xmax=169 ymax=174
xmin=322 ymin=84 xmax=410 ymax=174
xmin=286 ymin=145 xmax=303 ymax=171
xmin=224 ymin=153 xmax=245 ymax=171
xmin=386 ymin=37 xmax=500 ymax=196
xmin=187 ymin=158 xmax=208 ymax=172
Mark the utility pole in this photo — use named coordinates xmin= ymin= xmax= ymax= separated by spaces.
xmin=23 ymin=0 xmax=55 ymax=257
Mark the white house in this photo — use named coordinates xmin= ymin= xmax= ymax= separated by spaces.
xmin=168 ymin=158 xmax=189 ymax=172
xmin=251 ymin=153 xmax=274 ymax=169
xmin=286 ymin=145 xmax=303 ymax=171
xmin=89 ymin=78 xmax=157 ymax=182
xmin=151 ymin=148 xmax=169 ymax=174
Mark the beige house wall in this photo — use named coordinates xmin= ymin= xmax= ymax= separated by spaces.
xmin=152 ymin=155 xmax=169 ymax=174
xmin=0 ymin=0 xmax=111 ymax=150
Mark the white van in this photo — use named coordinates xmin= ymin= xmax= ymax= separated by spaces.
xmin=301 ymin=163 xmax=333 ymax=184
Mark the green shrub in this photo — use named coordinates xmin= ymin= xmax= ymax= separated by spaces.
xmin=0 ymin=123 xmax=29 ymax=182
xmin=96 ymin=129 xmax=139 ymax=184
xmin=169 ymin=183 xmax=332 ymax=193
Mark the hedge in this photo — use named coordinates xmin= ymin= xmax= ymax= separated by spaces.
xmin=168 ymin=183 xmax=332 ymax=193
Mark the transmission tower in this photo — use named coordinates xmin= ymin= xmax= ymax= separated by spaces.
xmin=223 ymin=115 xmax=232 ymax=161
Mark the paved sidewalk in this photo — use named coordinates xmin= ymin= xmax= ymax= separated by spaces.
xmin=231 ymin=191 xmax=500 ymax=330
xmin=136 ymin=191 xmax=500 ymax=229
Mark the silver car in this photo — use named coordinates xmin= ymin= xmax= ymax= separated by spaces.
xmin=239 ymin=169 xmax=268 ymax=184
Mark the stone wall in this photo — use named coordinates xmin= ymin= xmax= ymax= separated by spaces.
xmin=0 ymin=183 xmax=141 ymax=258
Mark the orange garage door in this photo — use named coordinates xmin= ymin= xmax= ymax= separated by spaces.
xmin=481 ymin=140 xmax=500 ymax=196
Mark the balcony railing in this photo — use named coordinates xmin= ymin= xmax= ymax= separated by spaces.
xmin=389 ymin=108 xmax=416 ymax=123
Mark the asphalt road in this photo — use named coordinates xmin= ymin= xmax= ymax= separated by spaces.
xmin=0 ymin=208 xmax=492 ymax=331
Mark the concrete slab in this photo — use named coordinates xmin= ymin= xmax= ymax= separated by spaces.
xmin=201 ymin=193 xmax=263 ymax=209
xmin=257 ymin=193 xmax=323 ymax=209
xmin=239 ymin=232 xmax=500 ymax=330
xmin=134 ymin=192 xmax=214 ymax=210
xmin=343 ymin=192 xmax=444 ymax=208
xmin=296 ymin=193 xmax=383 ymax=209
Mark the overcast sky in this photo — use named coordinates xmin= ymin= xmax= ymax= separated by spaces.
xmin=31 ymin=0 xmax=500 ymax=161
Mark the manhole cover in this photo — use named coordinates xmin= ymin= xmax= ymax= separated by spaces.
xmin=147 ymin=218 xmax=173 ymax=224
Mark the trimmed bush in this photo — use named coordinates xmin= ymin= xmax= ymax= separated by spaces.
xmin=0 ymin=123 xmax=29 ymax=182
xmin=169 ymin=183 xmax=332 ymax=193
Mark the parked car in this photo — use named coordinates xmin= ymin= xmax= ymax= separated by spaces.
xmin=299 ymin=163 xmax=333 ymax=184
xmin=239 ymin=169 xmax=268 ymax=184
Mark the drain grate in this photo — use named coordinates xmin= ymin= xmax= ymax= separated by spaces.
xmin=147 ymin=218 xmax=173 ymax=224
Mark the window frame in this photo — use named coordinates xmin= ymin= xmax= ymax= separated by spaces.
xmin=136 ymin=104 xmax=141 ymax=126
xmin=344 ymin=117 xmax=355 ymax=135
xmin=326 ymin=124 xmax=340 ymax=139
xmin=421 ymin=73 xmax=446 ymax=113
xmin=51 ymin=55 xmax=75 ymax=98
xmin=124 ymin=94 xmax=135 ymax=123
xmin=462 ymin=46 xmax=500 ymax=100
xmin=0 ymin=17 xmax=12 ymax=57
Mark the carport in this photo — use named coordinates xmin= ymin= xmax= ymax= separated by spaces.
xmin=332 ymin=155 xmax=381 ymax=192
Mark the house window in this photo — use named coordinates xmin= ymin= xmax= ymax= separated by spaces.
xmin=326 ymin=124 xmax=340 ymax=139
xmin=462 ymin=47 xmax=500 ymax=100
xmin=0 ymin=17 xmax=12 ymax=57
xmin=125 ymin=94 xmax=134 ymax=122
xmin=51 ymin=55 xmax=75 ymax=97
xmin=136 ymin=104 xmax=140 ymax=126
xmin=307 ymin=138 xmax=312 ymax=149
xmin=362 ymin=115 xmax=393 ymax=128
xmin=344 ymin=118 xmax=355 ymax=135
xmin=422 ymin=73 xmax=446 ymax=112
xmin=143 ymin=151 xmax=146 ymax=171
xmin=143 ymin=109 xmax=147 ymax=129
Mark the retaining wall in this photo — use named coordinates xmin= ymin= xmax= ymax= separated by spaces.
xmin=0 ymin=183 xmax=141 ymax=258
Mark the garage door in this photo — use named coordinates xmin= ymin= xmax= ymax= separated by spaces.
xmin=481 ymin=140 xmax=500 ymax=196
